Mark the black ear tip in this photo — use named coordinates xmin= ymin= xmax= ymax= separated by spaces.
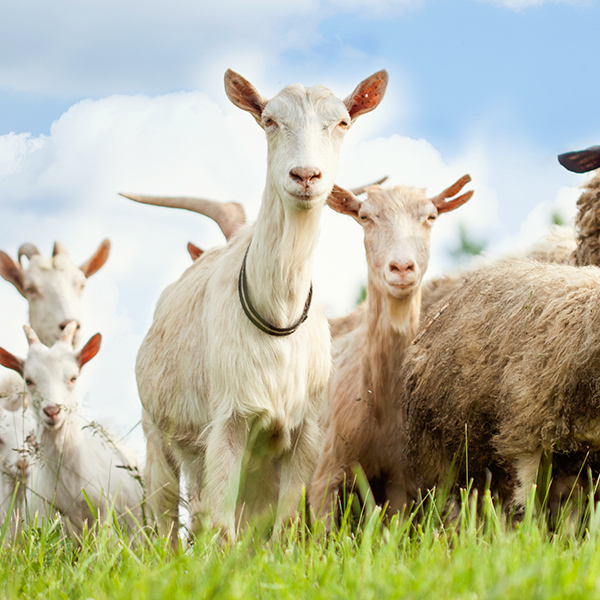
xmin=558 ymin=146 xmax=600 ymax=174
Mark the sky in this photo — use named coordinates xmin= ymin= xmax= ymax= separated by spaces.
xmin=0 ymin=0 xmax=598 ymax=453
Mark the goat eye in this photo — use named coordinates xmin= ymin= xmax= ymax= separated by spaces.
xmin=359 ymin=214 xmax=370 ymax=223
xmin=263 ymin=117 xmax=277 ymax=129
xmin=68 ymin=376 xmax=77 ymax=384
xmin=25 ymin=378 xmax=34 ymax=387
xmin=338 ymin=120 xmax=350 ymax=129
xmin=427 ymin=214 xmax=437 ymax=223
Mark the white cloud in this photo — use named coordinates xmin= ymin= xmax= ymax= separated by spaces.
xmin=478 ymin=0 xmax=589 ymax=10
xmin=0 ymin=84 xmax=577 ymax=457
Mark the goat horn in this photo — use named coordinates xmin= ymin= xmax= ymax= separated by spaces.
xmin=52 ymin=241 xmax=68 ymax=256
xmin=17 ymin=243 xmax=40 ymax=265
xmin=23 ymin=325 xmax=41 ymax=347
xmin=59 ymin=321 xmax=78 ymax=345
xmin=349 ymin=176 xmax=388 ymax=196
xmin=120 ymin=193 xmax=246 ymax=242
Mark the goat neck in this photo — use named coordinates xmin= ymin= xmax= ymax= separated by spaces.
xmin=361 ymin=279 xmax=422 ymax=423
xmin=244 ymin=180 xmax=322 ymax=329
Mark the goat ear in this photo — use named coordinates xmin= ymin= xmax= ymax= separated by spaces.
xmin=76 ymin=333 xmax=102 ymax=368
xmin=558 ymin=146 xmax=600 ymax=174
xmin=80 ymin=239 xmax=110 ymax=278
xmin=326 ymin=185 xmax=362 ymax=219
xmin=431 ymin=175 xmax=474 ymax=215
xmin=0 ymin=251 xmax=25 ymax=296
xmin=0 ymin=348 xmax=24 ymax=376
xmin=344 ymin=70 xmax=388 ymax=120
xmin=187 ymin=242 xmax=204 ymax=261
xmin=224 ymin=70 xmax=266 ymax=121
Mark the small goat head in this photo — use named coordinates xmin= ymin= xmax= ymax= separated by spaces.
xmin=327 ymin=175 xmax=473 ymax=299
xmin=0 ymin=240 xmax=110 ymax=347
xmin=0 ymin=322 xmax=101 ymax=431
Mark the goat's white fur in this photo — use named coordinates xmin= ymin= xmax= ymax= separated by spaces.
xmin=136 ymin=69 xmax=388 ymax=541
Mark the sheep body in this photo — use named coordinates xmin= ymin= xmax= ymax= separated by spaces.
xmin=404 ymin=258 xmax=600 ymax=508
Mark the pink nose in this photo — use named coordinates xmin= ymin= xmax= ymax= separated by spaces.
xmin=289 ymin=167 xmax=322 ymax=188
xmin=44 ymin=405 xmax=61 ymax=419
xmin=389 ymin=261 xmax=415 ymax=275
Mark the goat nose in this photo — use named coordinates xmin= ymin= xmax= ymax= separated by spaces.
xmin=389 ymin=261 xmax=415 ymax=275
xmin=43 ymin=405 xmax=60 ymax=418
xmin=289 ymin=167 xmax=322 ymax=186
xmin=59 ymin=320 xmax=81 ymax=331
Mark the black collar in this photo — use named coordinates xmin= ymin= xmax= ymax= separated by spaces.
xmin=238 ymin=245 xmax=313 ymax=337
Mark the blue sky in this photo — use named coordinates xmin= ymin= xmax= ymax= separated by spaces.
xmin=0 ymin=0 xmax=598 ymax=443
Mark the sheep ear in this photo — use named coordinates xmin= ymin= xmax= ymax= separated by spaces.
xmin=326 ymin=185 xmax=362 ymax=220
xmin=23 ymin=325 xmax=41 ymax=347
xmin=0 ymin=348 xmax=24 ymax=376
xmin=80 ymin=239 xmax=110 ymax=278
xmin=224 ymin=70 xmax=266 ymax=121
xmin=558 ymin=146 xmax=600 ymax=174
xmin=431 ymin=175 xmax=474 ymax=215
xmin=0 ymin=251 xmax=25 ymax=296
xmin=76 ymin=333 xmax=102 ymax=368
xmin=344 ymin=70 xmax=388 ymax=120
xmin=187 ymin=242 xmax=204 ymax=261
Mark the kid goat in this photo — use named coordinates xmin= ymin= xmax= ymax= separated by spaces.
xmin=0 ymin=323 xmax=143 ymax=533
xmin=136 ymin=69 xmax=388 ymax=542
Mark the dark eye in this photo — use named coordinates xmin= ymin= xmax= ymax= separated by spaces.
xmin=264 ymin=117 xmax=277 ymax=129
xmin=338 ymin=120 xmax=350 ymax=128
xmin=427 ymin=214 xmax=437 ymax=222
xmin=25 ymin=378 xmax=34 ymax=387
xmin=359 ymin=214 xmax=370 ymax=223
xmin=68 ymin=376 xmax=77 ymax=384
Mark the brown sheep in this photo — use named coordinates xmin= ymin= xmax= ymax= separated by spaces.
xmin=403 ymin=258 xmax=600 ymax=512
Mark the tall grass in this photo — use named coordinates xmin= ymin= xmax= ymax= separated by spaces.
xmin=2 ymin=486 xmax=600 ymax=600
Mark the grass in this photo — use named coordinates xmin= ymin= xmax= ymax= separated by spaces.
xmin=3 ymin=487 xmax=600 ymax=600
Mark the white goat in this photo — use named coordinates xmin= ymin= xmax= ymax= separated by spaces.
xmin=0 ymin=240 xmax=110 ymax=347
xmin=136 ymin=69 xmax=388 ymax=542
xmin=309 ymin=176 xmax=473 ymax=521
xmin=0 ymin=371 xmax=36 ymax=526
xmin=0 ymin=323 xmax=144 ymax=533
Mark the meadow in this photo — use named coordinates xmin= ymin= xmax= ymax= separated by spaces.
xmin=2 ymin=484 xmax=600 ymax=600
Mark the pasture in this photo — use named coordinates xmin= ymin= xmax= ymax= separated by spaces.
xmin=1 ymin=488 xmax=599 ymax=599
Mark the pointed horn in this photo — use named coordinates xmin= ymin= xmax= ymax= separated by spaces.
xmin=430 ymin=175 xmax=474 ymax=214
xmin=120 ymin=193 xmax=246 ymax=242
xmin=17 ymin=244 xmax=40 ymax=265
xmin=23 ymin=325 xmax=41 ymax=347
xmin=349 ymin=176 xmax=389 ymax=196
xmin=60 ymin=321 xmax=78 ymax=346
xmin=52 ymin=241 xmax=68 ymax=257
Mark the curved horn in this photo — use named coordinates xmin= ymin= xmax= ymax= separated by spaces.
xmin=120 ymin=193 xmax=246 ymax=242
xmin=52 ymin=241 xmax=68 ymax=257
xmin=59 ymin=321 xmax=78 ymax=346
xmin=349 ymin=176 xmax=389 ymax=196
xmin=17 ymin=243 xmax=40 ymax=265
xmin=430 ymin=174 xmax=474 ymax=214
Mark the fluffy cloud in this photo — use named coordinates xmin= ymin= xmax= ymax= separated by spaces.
xmin=0 ymin=86 xmax=577 ymax=456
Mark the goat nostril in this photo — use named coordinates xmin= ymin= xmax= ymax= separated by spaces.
xmin=289 ymin=167 xmax=322 ymax=185
xmin=389 ymin=261 xmax=415 ymax=274
xmin=43 ymin=405 xmax=60 ymax=418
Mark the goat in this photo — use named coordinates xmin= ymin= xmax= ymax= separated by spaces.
xmin=135 ymin=69 xmax=388 ymax=542
xmin=0 ymin=323 xmax=144 ymax=533
xmin=0 ymin=240 xmax=110 ymax=347
xmin=0 ymin=372 xmax=36 ymax=527
xmin=308 ymin=176 xmax=473 ymax=522
xmin=403 ymin=258 xmax=600 ymax=514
